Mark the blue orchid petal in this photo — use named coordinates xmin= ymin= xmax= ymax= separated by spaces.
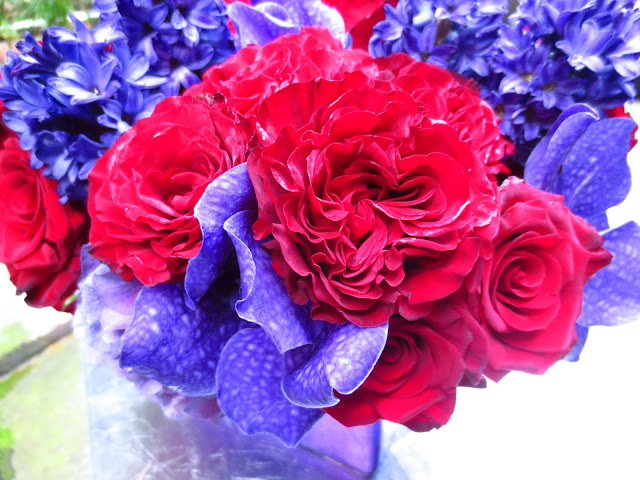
xmin=216 ymin=327 xmax=323 ymax=446
xmin=282 ymin=321 xmax=389 ymax=408
xmin=565 ymin=324 xmax=589 ymax=362
xmin=228 ymin=2 xmax=299 ymax=48
xmin=74 ymin=246 xmax=143 ymax=356
xmin=578 ymin=222 xmax=640 ymax=328
xmin=560 ymin=117 xmax=636 ymax=220
xmin=186 ymin=164 xmax=257 ymax=308
xmin=119 ymin=283 xmax=244 ymax=397
xmin=525 ymin=111 xmax=599 ymax=193
xmin=586 ymin=212 xmax=610 ymax=232
xmin=223 ymin=209 xmax=315 ymax=353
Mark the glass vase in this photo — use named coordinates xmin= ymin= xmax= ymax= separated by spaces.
xmin=80 ymin=347 xmax=380 ymax=480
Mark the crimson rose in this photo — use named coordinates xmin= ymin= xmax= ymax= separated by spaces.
xmin=250 ymin=71 xmax=498 ymax=327
xmin=89 ymin=96 xmax=252 ymax=285
xmin=325 ymin=302 xmax=487 ymax=430
xmin=185 ymin=27 xmax=377 ymax=120
xmin=376 ymin=55 xmax=513 ymax=174
xmin=0 ymin=113 xmax=87 ymax=312
xmin=467 ymin=179 xmax=612 ymax=380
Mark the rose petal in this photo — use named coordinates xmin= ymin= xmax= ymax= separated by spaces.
xmin=215 ymin=327 xmax=323 ymax=446
xmin=119 ymin=283 xmax=243 ymax=396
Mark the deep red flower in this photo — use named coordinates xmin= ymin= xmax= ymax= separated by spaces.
xmin=185 ymin=27 xmax=378 ymax=120
xmin=466 ymin=179 xmax=612 ymax=380
xmin=324 ymin=302 xmax=487 ymax=430
xmin=322 ymin=0 xmax=398 ymax=50
xmin=0 ymin=104 xmax=87 ymax=312
xmin=376 ymin=55 xmax=513 ymax=174
xmin=88 ymin=96 xmax=252 ymax=286
xmin=250 ymin=70 xmax=499 ymax=327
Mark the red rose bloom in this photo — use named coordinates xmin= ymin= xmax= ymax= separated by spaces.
xmin=185 ymin=27 xmax=377 ymax=120
xmin=376 ymin=55 xmax=513 ymax=174
xmin=89 ymin=96 xmax=252 ymax=285
xmin=325 ymin=302 xmax=487 ymax=430
xmin=250 ymin=71 xmax=499 ymax=327
xmin=467 ymin=179 xmax=612 ymax=380
xmin=322 ymin=0 xmax=398 ymax=50
xmin=0 ymin=110 xmax=87 ymax=312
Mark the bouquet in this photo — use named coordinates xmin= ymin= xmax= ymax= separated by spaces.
xmin=0 ymin=0 xmax=639 ymax=451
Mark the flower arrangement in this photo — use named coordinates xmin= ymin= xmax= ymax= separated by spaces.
xmin=0 ymin=0 xmax=639 ymax=450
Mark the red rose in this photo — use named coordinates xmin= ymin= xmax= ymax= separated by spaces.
xmin=325 ymin=302 xmax=486 ymax=430
xmin=376 ymin=55 xmax=513 ymax=174
xmin=88 ymin=96 xmax=252 ymax=286
xmin=185 ymin=27 xmax=377 ymax=120
xmin=321 ymin=0 xmax=398 ymax=50
xmin=0 ymin=113 xmax=87 ymax=312
xmin=467 ymin=179 xmax=612 ymax=380
xmin=250 ymin=70 xmax=498 ymax=327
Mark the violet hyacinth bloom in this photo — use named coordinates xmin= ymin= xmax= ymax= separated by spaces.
xmin=226 ymin=0 xmax=348 ymax=48
xmin=0 ymin=17 xmax=162 ymax=201
xmin=95 ymin=0 xmax=236 ymax=95
xmin=369 ymin=0 xmax=507 ymax=79
xmin=0 ymin=1 xmax=236 ymax=202
xmin=524 ymin=104 xmax=640 ymax=360
xmin=489 ymin=0 xmax=640 ymax=159
xmin=74 ymin=164 xmax=389 ymax=446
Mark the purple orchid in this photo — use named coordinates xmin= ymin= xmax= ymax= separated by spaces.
xmin=73 ymin=246 xmax=221 ymax=421
xmin=227 ymin=0 xmax=347 ymax=48
xmin=524 ymin=104 xmax=640 ymax=360
xmin=74 ymin=164 xmax=389 ymax=446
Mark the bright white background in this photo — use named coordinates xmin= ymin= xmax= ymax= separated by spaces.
xmin=1 ymin=109 xmax=639 ymax=480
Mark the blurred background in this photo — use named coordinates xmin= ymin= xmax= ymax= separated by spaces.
xmin=0 ymin=3 xmax=639 ymax=479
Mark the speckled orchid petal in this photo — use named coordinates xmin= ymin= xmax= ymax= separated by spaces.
xmin=223 ymin=209 xmax=316 ymax=352
xmin=215 ymin=327 xmax=324 ymax=446
xmin=228 ymin=0 xmax=347 ymax=48
xmin=525 ymin=109 xmax=636 ymax=225
xmin=559 ymin=117 xmax=636 ymax=223
xmin=578 ymin=222 xmax=640 ymax=328
xmin=282 ymin=321 xmax=389 ymax=408
xmin=185 ymin=163 xmax=256 ymax=308
xmin=120 ymin=282 xmax=244 ymax=396
xmin=565 ymin=324 xmax=589 ymax=362
xmin=525 ymin=107 xmax=599 ymax=193
xmin=74 ymin=245 xmax=143 ymax=356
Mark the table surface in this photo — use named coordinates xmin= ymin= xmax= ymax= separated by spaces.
xmin=1 ymin=107 xmax=640 ymax=480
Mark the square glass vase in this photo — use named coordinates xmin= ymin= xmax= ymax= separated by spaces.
xmin=81 ymin=348 xmax=381 ymax=480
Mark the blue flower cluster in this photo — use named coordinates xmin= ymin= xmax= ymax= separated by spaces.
xmin=370 ymin=0 xmax=508 ymax=80
xmin=0 ymin=1 xmax=235 ymax=202
xmin=370 ymin=0 xmax=640 ymax=161
xmin=96 ymin=0 xmax=236 ymax=96
xmin=490 ymin=0 xmax=640 ymax=158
